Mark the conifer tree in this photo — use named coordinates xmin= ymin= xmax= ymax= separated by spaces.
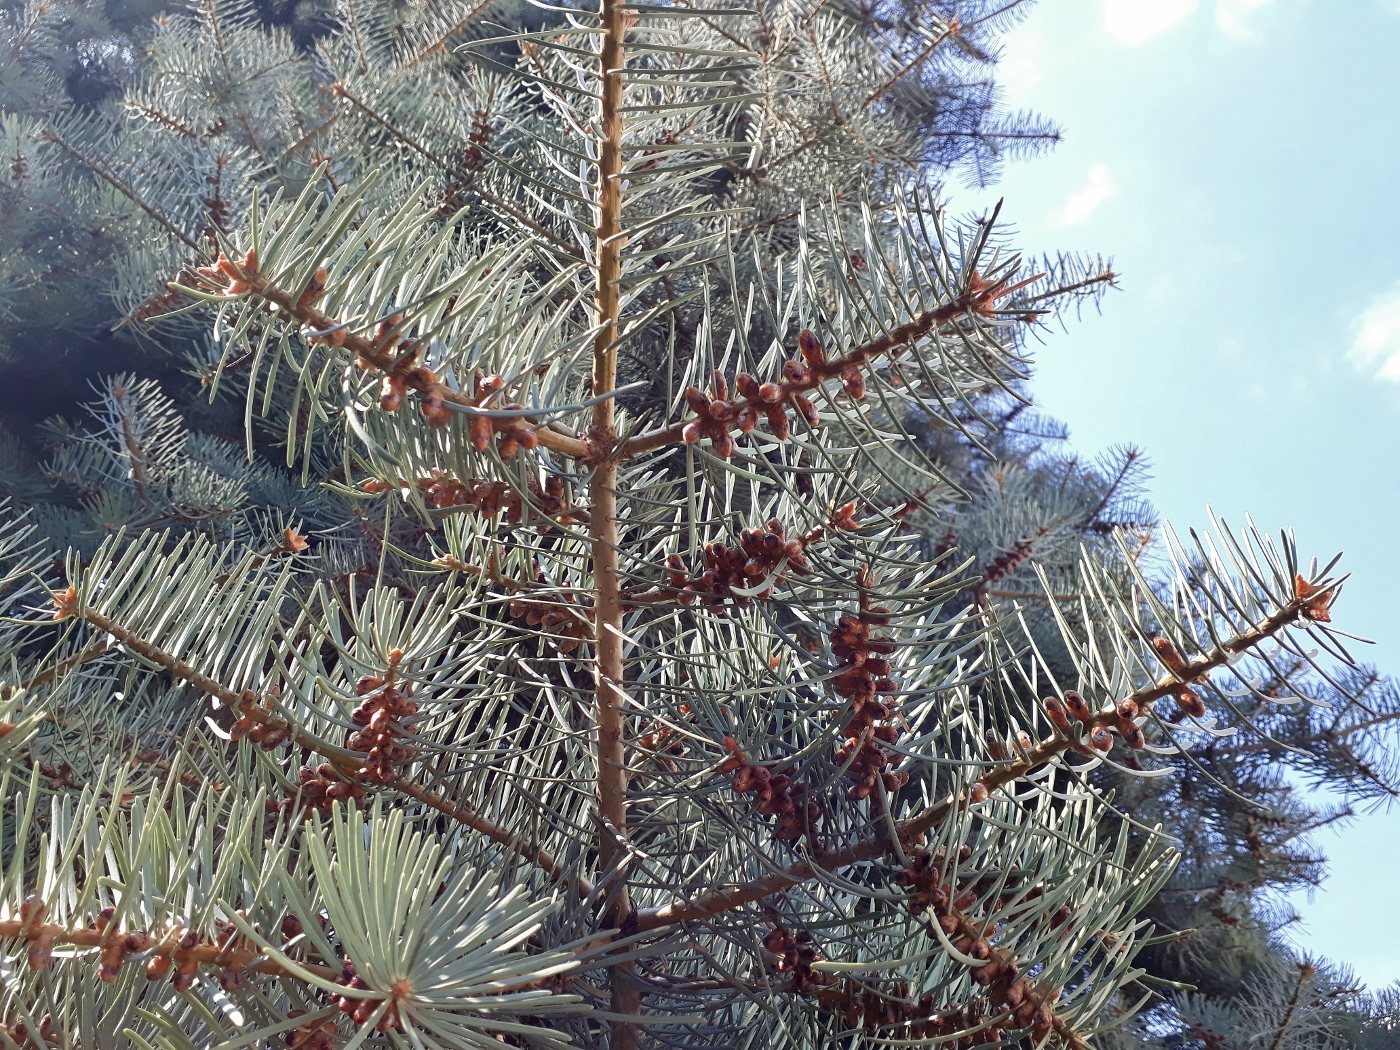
xmin=1 ymin=2 xmax=1396 ymax=1048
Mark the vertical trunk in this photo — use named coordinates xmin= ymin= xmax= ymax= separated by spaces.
xmin=590 ymin=0 xmax=638 ymax=1042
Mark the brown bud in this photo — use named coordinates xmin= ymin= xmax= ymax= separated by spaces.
xmin=1043 ymin=696 xmax=1069 ymax=729
xmin=1063 ymin=690 xmax=1092 ymax=722
xmin=27 ymin=935 xmax=53 ymax=971
xmin=420 ymin=396 xmax=452 ymax=429
xmin=1151 ymin=635 xmax=1189 ymax=676
xmin=684 ymin=386 xmax=709 ymax=414
xmin=468 ymin=415 xmax=492 ymax=452
xmin=1175 ymin=688 xmax=1207 ymax=718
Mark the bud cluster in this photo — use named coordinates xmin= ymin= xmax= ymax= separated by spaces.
xmin=363 ymin=472 xmax=572 ymax=527
xmin=1294 ymin=573 xmax=1337 ymax=623
xmin=92 ymin=906 xmax=153 ymax=982
xmin=663 ymin=505 xmax=858 ymax=608
xmin=716 ymin=737 xmax=821 ymax=843
xmin=830 ymin=580 xmax=907 ymax=801
xmin=638 ymin=704 xmax=691 ymax=766
xmin=363 ymin=315 xmax=458 ymax=430
xmin=1150 ymin=635 xmax=1208 ymax=718
xmin=285 ymin=1012 xmax=340 ymax=1050
xmin=347 ymin=650 xmax=419 ymax=783
xmin=461 ymin=368 xmax=540 ymax=457
xmin=283 ymin=762 xmax=368 ymax=817
xmin=4 ymin=1013 xmax=60 ymax=1048
xmin=1042 ymin=688 xmax=1147 ymax=754
xmin=230 ymin=692 xmax=294 ymax=750
xmin=762 ymin=924 xmax=834 ymax=994
xmin=16 ymin=895 xmax=53 ymax=972
xmin=894 ymin=847 xmax=1071 ymax=1045
xmin=681 ymin=330 xmax=865 ymax=458
xmin=508 ymin=575 xmax=592 ymax=654
xmin=335 ymin=958 xmax=405 ymax=1033
xmin=193 ymin=248 xmax=258 ymax=297
xmin=979 ymin=536 xmax=1034 ymax=588
xmin=665 ymin=518 xmax=811 ymax=608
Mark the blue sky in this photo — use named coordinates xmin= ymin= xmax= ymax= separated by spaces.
xmin=955 ymin=0 xmax=1400 ymax=989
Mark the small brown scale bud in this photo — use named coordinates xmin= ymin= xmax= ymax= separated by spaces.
xmin=229 ymin=696 xmax=294 ymax=752
xmin=718 ymin=739 xmax=820 ymax=844
xmin=1063 ymin=689 xmax=1092 ymax=723
xmin=1175 ymin=688 xmax=1208 ymax=719
xmin=829 ymin=580 xmax=908 ymax=803
xmin=345 ymin=652 xmax=419 ymax=783
xmin=762 ymin=924 xmax=835 ymax=994
xmin=508 ymin=569 xmax=591 ymax=653
xmin=407 ymin=472 xmax=571 ymax=529
xmin=283 ymin=763 xmax=368 ymax=818
xmin=667 ymin=516 xmax=824 ymax=608
xmin=1151 ymin=634 xmax=1190 ymax=677
xmin=680 ymin=333 xmax=859 ymax=457
xmin=334 ymin=958 xmax=406 ymax=1033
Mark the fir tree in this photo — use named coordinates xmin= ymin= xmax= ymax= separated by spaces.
xmin=1 ymin=2 xmax=1397 ymax=1048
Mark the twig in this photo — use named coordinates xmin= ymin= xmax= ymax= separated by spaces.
xmin=68 ymin=602 xmax=587 ymax=896
xmin=634 ymin=598 xmax=1313 ymax=931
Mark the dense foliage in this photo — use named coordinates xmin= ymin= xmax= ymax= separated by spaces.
xmin=0 ymin=1 xmax=1396 ymax=1047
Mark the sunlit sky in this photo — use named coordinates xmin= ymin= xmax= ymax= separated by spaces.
xmin=956 ymin=0 xmax=1400 ymax=989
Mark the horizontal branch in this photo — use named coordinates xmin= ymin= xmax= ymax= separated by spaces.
xmin=69 ymin=602 xmax=588 ymax=895
xmin=0 ymin=916 xmax=339 ymax=982
xmin=618 ymin=274 xmax=1035 ymax=459
xmin=220 ymin=266 xmax=590 ymax=461
xmin=0 ymin=640 xmax=110 ymax=702
xmin=634 ymin=597 xmax=1313 ymax=932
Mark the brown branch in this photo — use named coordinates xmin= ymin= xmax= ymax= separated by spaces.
xmin=634 ymin=598 xmax=1314 ymax=932
xmin=860 ymin=20 xmax=961 ymax=110
xmin=110 ymin=385 xmax=150 ymax=502
xmin=619 ymin=276 xmax=1036 ymax=459
xmin=748 ymin=19 xmax=960 ymax=182
xmin=1266 ymin=964 xmax=1312 ymax=1050
xmin=591 ymin=0 xmax=639 ymax=1039
xmin=0 ymin=641 xmax=109 ymax=703
xmin=1023 ymin=268 xmax=1118 ymax=306
xmin=400 ymin=1 xmax=498 ymax=71
xmin=0 ymin=916 xmax=339 ymax=982
xmin=330 ymin=83 xmax=575 ymax=255
xmin=67 ymin=601 xmax=586 ymax=895
xmin=217 ymin=269 xmax=589 ymax=460
xmin=40 ymin=130 xmax=203 ymax=253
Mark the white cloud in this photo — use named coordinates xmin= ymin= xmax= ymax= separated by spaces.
xmin=1103 ymin=0 xmax=1198 ymax=44
xmin=996 ymin=31 xmax=1043 ymax=101
xmin=1214 ymin=0 xmax=1276 ymax=39
xmin=1349 ymin=284 xmax=1400 ymax=383
xmin=1049 ymin=164 xmax=1117 ymax=228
